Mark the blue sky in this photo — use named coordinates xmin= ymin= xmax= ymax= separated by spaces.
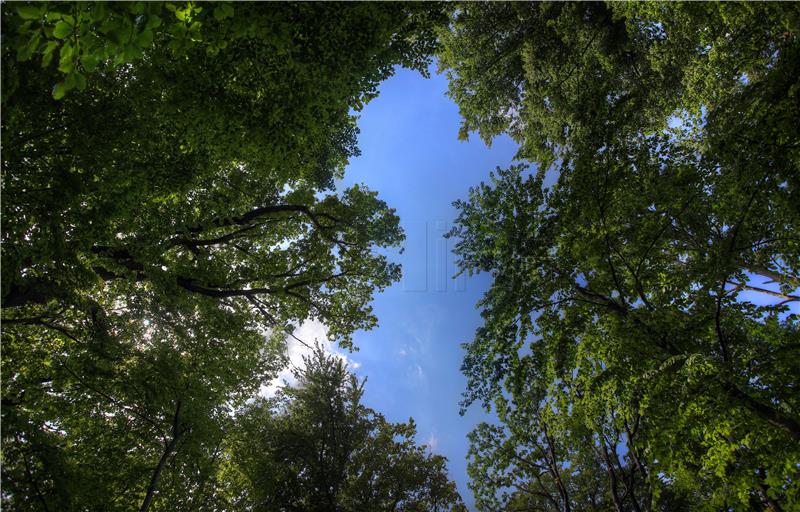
xmin=333 ymin=65 xmax=519 ymax=508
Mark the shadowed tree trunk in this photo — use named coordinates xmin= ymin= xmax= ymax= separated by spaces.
xmin=140 ymin=400 xmax=184 ymax=512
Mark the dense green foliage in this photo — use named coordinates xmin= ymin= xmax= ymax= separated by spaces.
xmin=1 ymin=2 xmax=452 ymax=510
xmin=225 ymin=347 xmax=464 ymax=512
xmin=6 ymin=1 xmax=800 ymax=511
xmin=441 ymin=2 xmax=800 ymax=511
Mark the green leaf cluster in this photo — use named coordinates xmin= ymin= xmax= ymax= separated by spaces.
xmin=441 ymin=2 xmax=800 ymax=510
xmin=2 ymin=3 xmax=452 ymax=510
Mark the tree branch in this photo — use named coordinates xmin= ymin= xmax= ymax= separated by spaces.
xmin=184 ymin=204 xmax=340 ymax=235
xmin=725 ymin=383 xmax=800 ymax=440
xmin=745 ymin=265 xmax=800 ymax=289
xmin=728 ymin=281 xmax=799 ymax=302
xmin=139 ymin=400 xmax=185 ymax=512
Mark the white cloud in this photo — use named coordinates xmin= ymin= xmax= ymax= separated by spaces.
xmin=260 ymin=319 xmax=360 ymax=397
xmin=406 ymin=362 xmax=426 ymax=385
xmin=425 ymin=432 xmax=438 ymax=451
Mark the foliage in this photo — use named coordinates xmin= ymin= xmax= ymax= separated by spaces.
xmin=2 ymin=298 xmax=285 ymax=511
xmin=1 ymin=2 xmax=451 ymax=510
xmin=467 ymin=391 xmax=689 ymax=512
xmin=7 ymin=1 xmax=440 ymax=100
xmin=441 ymin=2 xmax=800 ymax=510
xmin=225 ymin=347 xmax=465 ymax=512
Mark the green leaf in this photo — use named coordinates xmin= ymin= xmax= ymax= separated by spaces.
xmin=63 ymin=72 xmax=77 ymax=90
xmin=214 ymin=3 xmax=233 ymax=21
xmin=129 ymin=2 xmax=146 ymax=15
xmin=16 ymin=45 xmax=33 ymax=62
xmin=26 ymin=31 xmax=42 ymax=54
xmin=58 ymin=42 xmax=74 ymax=73
xmin=16 ymin=5 xmax=40 ymax=20
xmin=53 ymin=21 xmax=72 ymax=39
xmin=136 ymin=29 xmax=154 ymax=48
xmin=74 ymin=72 xmax=87 ymax=91
xmin=145 ymin=15 xmax=162 ymax=30
xmin=41 ymin=41 xmax=59 ymax=68
xmin=52 ymin=81 xmax=67 ymax=100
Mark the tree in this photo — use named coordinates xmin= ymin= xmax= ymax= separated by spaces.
xmin=224 ymin=346 xmax=464 ymax=512
xmin=2 ymin=2 xmax=449 ymax=510
xmin=468 ymin=366 xmax=694 ymax=512
xmin=441 ymin=2 xmax=800 ymax=510
xmin=2 ymin=1 xmax=450 ymax=344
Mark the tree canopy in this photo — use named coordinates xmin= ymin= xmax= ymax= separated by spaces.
xmin=3 ymin=1 xmax=449 ymax=345
xmin=225 ymin=347 xmax=464 ymax=512
xmin=5 ymin=1 xmax=800 ymax=511
xmin=441 ymin=2 xmax=800 ymax=510
xmin=1 ymin=2 xmax=453 ymax=510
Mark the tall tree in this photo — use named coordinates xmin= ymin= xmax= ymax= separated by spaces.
xmin=2 ymin=2 xmax=448 ymax=510
xmin=224 ymin=346 xmax=465 ymax=512
xmin=441 ymin=2 xmax=800 ymax=510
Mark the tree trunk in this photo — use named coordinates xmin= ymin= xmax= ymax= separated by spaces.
xmin=140 ymin=401 xmax=184 ymax=512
